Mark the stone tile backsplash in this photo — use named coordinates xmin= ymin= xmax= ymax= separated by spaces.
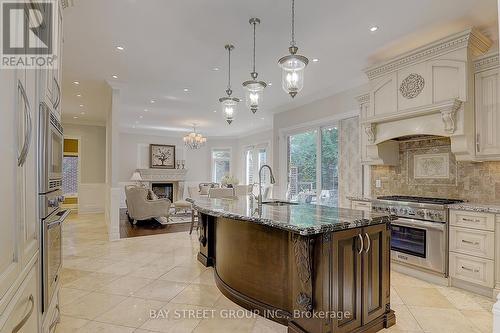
xmin=371 ymin=137 xmax=500 ymax=204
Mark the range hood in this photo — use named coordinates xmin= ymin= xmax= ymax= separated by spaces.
xmin=358 ymin=28 xmax=492 ymax=165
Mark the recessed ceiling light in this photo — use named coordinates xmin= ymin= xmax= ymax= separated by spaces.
xmin=212 ymin=67 xmax=220 ymax=71
xmin=80 ymin=111 xmax=85 ymax=115
xmin=116 ymin=46 xmax=124 ymax=51
xmin=112 ymin=74 xmax=118 ymax=79
xmin=312 ymin=58 xmax=319 ymax=63
xmin=150 ymin=99 xmax=155 ymax=103
xmin=135 ymin=121 xmax=139 ymax=124
xmin=260 ymin=117 xmax=265 ymax=120
xmin=79 ymin=104 xmax=84 ymax=107
xmin=76 ymin=94 xmax=82 ymax=97
xmin=73 ymin=116 xmax=78 ymax=119
xmin=370 ymin=26 xmax=379 ymax=32
xmin=144 ymin=109 xmax=148 ymax=112
xmin=183 ymin=88 xmax=189 ymax=92
xmin=73 ymin=81 xmax=80 ymax=85
xmin=139 ymin=115 xmax=143 ymax=119
xmin=213 ymin=110 xmax=217 ymax=113
xmin=268 ymin=82 xmax=272 ymax=86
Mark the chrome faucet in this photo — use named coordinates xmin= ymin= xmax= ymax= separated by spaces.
xmin=257 ymin=164 xmax=276 ymax=208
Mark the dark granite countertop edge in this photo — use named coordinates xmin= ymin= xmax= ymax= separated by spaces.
xmin=187 ymin=198 xmax=394 ymax=236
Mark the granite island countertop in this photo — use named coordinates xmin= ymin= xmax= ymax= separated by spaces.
xmin=187 ymin=196 xmax=394 ymax=236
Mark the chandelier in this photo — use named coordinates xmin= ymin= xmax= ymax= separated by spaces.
xmin=242 ymin=18 xmax=266 ymax=114
xmin=219 ymin=44 xmax=240 ymax=124
xmin=183 ymin=124 xmax=207 ymax=149
xmin=278 ymin=0 xmax=308 ymax=98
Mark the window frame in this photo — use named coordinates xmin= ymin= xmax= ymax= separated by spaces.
xmin=242 ymin=143 xmax=269 ymax=185
xmin=211 ymin=147 xmax=232 ymax=183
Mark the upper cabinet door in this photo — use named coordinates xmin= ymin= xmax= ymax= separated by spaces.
xmin=369 ymin=73 xmax=398 ymax=118
xmin=475 ymin=67 xmax=500 ymax=157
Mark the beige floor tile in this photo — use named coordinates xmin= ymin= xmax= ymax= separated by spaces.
xmin=56 ymin=315 xmax=89 ymax=332
xmin=130 ymin=262 xmax=176 ymax=280
xmin=460 ymin=310 xmax=493 ymax=333
xmin=64 ymin=272 xmax=122 ymax=291
xmin=59 ymin=287 xmax=91 ymax=307
xmin=98 ymin=276 xmax=155 ymax=296
xmin=435 ymin=286 xmax=486 ymax=310
xmin=171 ymin=284 xmax=222 ymax=307
xmin=394 ymin=286 xmax=453 ymax=308
xmin=251 ymin=317 xmax=287 ymax=333
xmin=60 ymin=268 xmax=91 ymax=285
xmin=140 ymin=303 xmax=209 ymax=333
xmin=191 ymin=269 xmax=216 ymax=286
xmin=78 ymin=321 xmax=136 ymax=333
xmin=390 ymin=287 xmax=404 ymax=305
xmin=97 ymin=260 xmax=145 ymax=276
xmin=159 ymin=266 xmax=206 ymax=283
xmin=408 ymin=306 xmax=482 ymax=333
xmin=61 ymin=291 xmax=126 ymax=320
xmin=134 ymin=280 xmax=189 ymax=302
xmin=391 ymin=271 xmax=432 ymax=288
xmin=389 ymin=304 xmax=423 ymax=331
xmin=193 ymin=316 xmax=256 ymax=333
xmin=96 ymin=297 xmax=166 ymax=328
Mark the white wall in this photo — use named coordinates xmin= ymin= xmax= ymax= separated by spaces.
xmin=272 ymin=84 xmax=367 ymax=197
xmin=63 ymin=123 xmax=107 ymax=213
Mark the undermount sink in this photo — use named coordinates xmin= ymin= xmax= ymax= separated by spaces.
xmin=262 ymin=200 xmax=299 ymax=206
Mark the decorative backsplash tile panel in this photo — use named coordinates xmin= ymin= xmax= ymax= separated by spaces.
xmin=371 ymin=137 xmax=500 ymax=203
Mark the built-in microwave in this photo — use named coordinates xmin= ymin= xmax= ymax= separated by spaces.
xmin=39 ymin=102 xmax=63 ymax=194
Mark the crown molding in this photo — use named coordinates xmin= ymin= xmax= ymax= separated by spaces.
xmin=474 ymin=52 xmax=499 ymax=73
xmin=364 ymin=28 xmax=492 ymax=80
xmin=355 ymin=93 xmax=370 ymax=104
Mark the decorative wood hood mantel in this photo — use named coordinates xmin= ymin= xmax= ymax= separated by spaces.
xmin=358 ymin=28 xmax=493 ymax=165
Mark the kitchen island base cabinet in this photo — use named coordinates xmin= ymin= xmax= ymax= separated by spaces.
xmin=198 ymin=214 xmax=394 ymax=333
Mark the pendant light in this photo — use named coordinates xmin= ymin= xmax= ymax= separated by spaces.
xmin=219 ymin=44 xmax=240 ymax=124
xmin=242 ymin=18 xmax=266 ymax=114
xmin=278 ymin=0 xmax=308 ymax=98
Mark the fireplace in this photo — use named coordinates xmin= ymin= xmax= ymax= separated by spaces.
xmin=151 ymin=183 xmax=174 ymax=202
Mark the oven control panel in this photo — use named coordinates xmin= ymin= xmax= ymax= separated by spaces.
xmin=372 ymin=203 xmax=446 ymax=223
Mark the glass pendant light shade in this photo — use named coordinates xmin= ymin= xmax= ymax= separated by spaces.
xmin=242 ymin=80 xmax=266 ymax=114
xmin=219 ymin=97 xmax=239 ymax=124
xmin=219 ymin=44 xmax=240 ymax=124
xmin=278 ymin=51 xmax=308 ymax=98
xmin=242 ymin=18 xmax=266 ymax=114
xmin=278 ymin=0 xmax=308 ymax=98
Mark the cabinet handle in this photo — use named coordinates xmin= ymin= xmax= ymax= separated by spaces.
xmin=461 ymin=239 xmax=479 ymax=246
xmin=461 ymin=265 xmax=479 ymax=273
xmin=364 ymin=233 xmax=371 ymax=253
xmin=48 ymin=305 xmax=60 ymax=332
xmin=357 ymin=234 xmax=364 ymax=255
xmin=17 ymin=80 xmax=32 ymax=167
xmin=53 ymin=77 xmax=61 ymax=109
xmin=476 ymin=133 xmax=480 ymax=153
xmin=12 ymin=295 xmax=34 ymax=333
xmin=461 ymin=218 xmax=480 ymax=223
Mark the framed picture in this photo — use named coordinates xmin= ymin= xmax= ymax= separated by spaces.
xmin=150 ymin=144 xmax=176 ymax=169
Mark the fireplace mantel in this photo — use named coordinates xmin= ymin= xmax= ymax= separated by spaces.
xmin=137 ymin=169 xmax=188 ymax=182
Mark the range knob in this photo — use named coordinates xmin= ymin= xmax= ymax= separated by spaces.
xmin=417 ymin=210 xmax=425 ymax=217
xmin=390 ymin=207 xmax=398 ymax=214
xmin=58 ymin=195 xmax=65 ymax=203
xmin=399 ymin=208 xmax=408 ymax=215
xmin=48 ymin=199 xmax=57 ymax=207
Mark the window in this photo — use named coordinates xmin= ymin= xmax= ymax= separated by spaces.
xmin=212 ymin=148 xmax=231 ymax=183
xmin=286 ymin=125 xmax=339 ymax=205
xmin=243 ymin=145 xmax=268 ymax=185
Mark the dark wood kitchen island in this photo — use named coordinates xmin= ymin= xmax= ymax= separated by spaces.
xmin=187 ymin=196 xmax=396 ymax=333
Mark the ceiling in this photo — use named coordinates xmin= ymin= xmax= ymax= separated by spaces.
xmin=61 ymin=0 xmax=498 ymax=137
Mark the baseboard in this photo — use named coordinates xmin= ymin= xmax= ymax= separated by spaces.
xmin=450 ymin=277 xmax=496 ymax=299
xmin=392 ymin=262 xmax=449 ymax=286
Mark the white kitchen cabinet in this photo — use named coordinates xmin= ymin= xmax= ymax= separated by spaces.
xmin=475 ymin=66 xmax=500 ymax=158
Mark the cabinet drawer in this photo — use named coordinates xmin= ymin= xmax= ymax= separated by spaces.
xmin=0 ymin=263 xmax=39 ymax=333
xmin=449 ymin=210 xmax=495 ymax=231
xmin=449 ymin=227 xmax=494 ymax=259
xmin=449 ymin=253 xmax=494 ymax=288
xmin=352 ymin=201 xmax=372 ymax=212
xmin=42 ymin=291 xmax=59 ymax=333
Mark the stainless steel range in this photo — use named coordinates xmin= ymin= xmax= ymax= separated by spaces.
xmin=372 ymin=196 xmax=463 ymax=276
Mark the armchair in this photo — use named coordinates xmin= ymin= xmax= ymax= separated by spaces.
xmin=124 ymin=185 xmax=171 ymax=224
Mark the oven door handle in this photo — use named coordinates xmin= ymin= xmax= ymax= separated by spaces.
xmin=392 ymin=218 xmax=446 ymax=231
xmin=47 ymin=209 xmax=70 ymax=229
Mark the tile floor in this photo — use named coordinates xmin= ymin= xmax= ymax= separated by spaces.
xmin=57 ymin=213 xmax=494 ymax=333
